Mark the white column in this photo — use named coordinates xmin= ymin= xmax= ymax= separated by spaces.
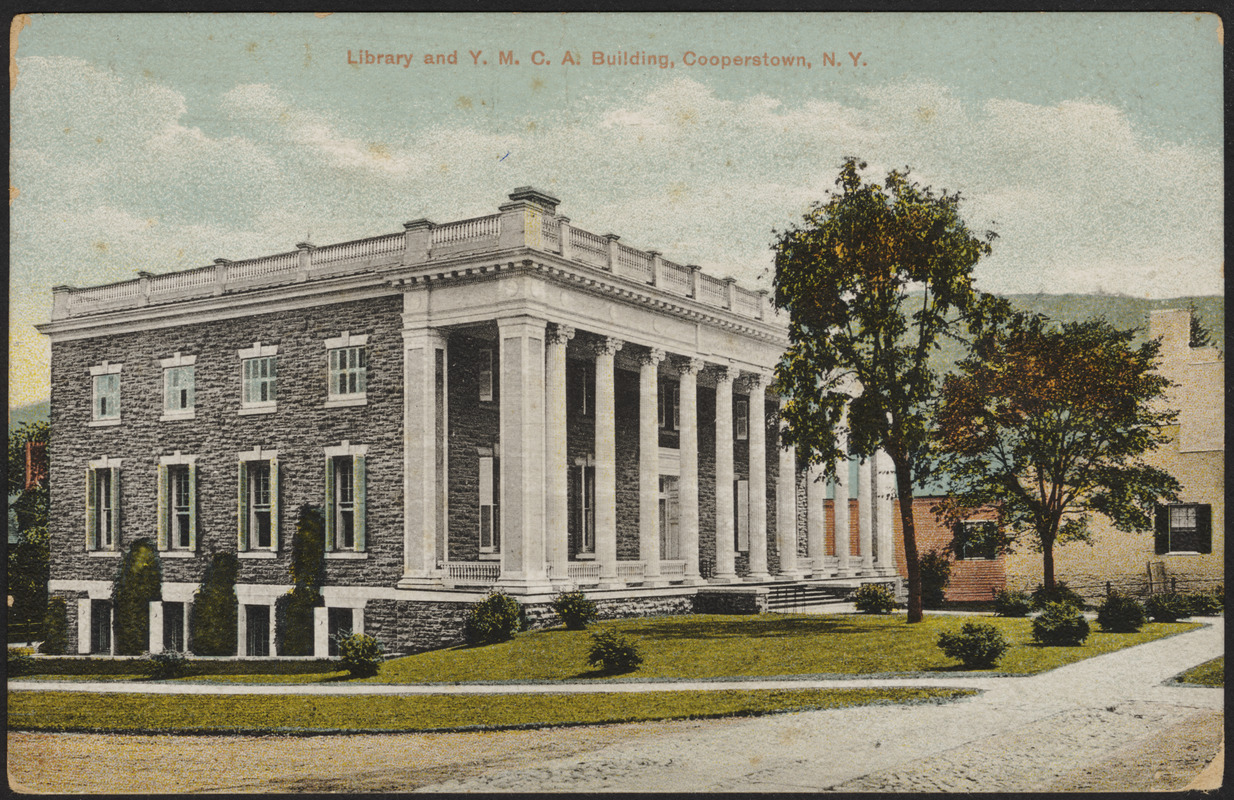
xmin=401 ymin=327 xmax=447 ymax=588
xmin=677 ymin=359 xmax=704 ymax=584
xmin=776 ymin=398 xmax=801 ymax=578
xmin=877 ymin=449 xmax=897 ymax=576
xmin=713 ymin=367 xmax=738 ymax=582
xmin=313 ymin=607 xmax=328 ymax=658
xmin=639 ymin=348 xmax=667 ymax=584
xmin=496 ymin=316 xmax=551 ymax=592
xmin=545 ymin=324 xmax=574 ymax=585
xmin=745 ymin=373 xmax=770 ymax=581
xmin=149 ymin=600 xmax=164 ymax=654
xmin=834 ymin=408 xmax=851 ymax=576
xmin=77 ymin=598 xmax=91 ymax=654
xmin=807 ymin=461 xmax=827 ymax=576
xmin=858 ymin=458 xmax=875 ymax=574
xmin=593 ymin=337 xmax=623 ymax=587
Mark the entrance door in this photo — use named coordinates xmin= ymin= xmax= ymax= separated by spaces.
xmin=90 ymin=600 xmax=112 ymax=654
xmin=659 ymin=476 xmax=680 ymax=559
xmin=246 ymin=605 xmax=270 ymax=657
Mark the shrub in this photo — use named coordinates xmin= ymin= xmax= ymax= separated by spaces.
xmin=8 ymin=647 xmax=35 ymax=676
xmin=919 ymin=550 xmax=953 ymax=609
xmin=587 ymin=628 xmax=644 ymax=674
xmin=464 ymin=592 xmax=523 ymax=645
xmin=190 ymin=553 xmax=239 ymax=656
xmin=277 ymin=505 xmax=326 ymax=656
xmin=40 ymin=596 xmax=69 ymax=655
xmin=336 ymin=632 xmax=384 ymax=678
xmin=937 ymin=622 xmax=1010 ymax=669
xmin=993 ymin=589 xmax=1033 ymax=617
xmin=1031 ymin=601 xmax=1090 ymax=646
xmin=1183 ymin=592 xmax=1223 ymax=617
xmin=1030 ymin=581 xmax=1085 ymax=610
xmin=552 ymin=590 xmax=598 ymax=630
xmin=112 ymin=538 xmax=163 ymax=655
xmin=1096 ymin=591 xmax=1147 ymax=633
xmin=852 ymin=583 xmax=896 ymax=614
xmin=1145 ymin=592 xmax=1190 ymax=623
xmin=147 ymin=650 xmax=189 ymax=680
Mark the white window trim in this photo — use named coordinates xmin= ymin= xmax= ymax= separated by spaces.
xmin=161 ymin=355 xmax=197 ymax=421
xmin=239 ymin=342 xmax=279 ymax=414
xmin=89 ymin=362 xmax=124 ymax=425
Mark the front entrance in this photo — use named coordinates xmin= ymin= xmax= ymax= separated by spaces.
xmin=245 ymin=605 xmax=270 ymax=657
xmin=90 ymin=600 xmax=112 ymax=654
xmin=659 ymin=475 xmax=680 ymax=559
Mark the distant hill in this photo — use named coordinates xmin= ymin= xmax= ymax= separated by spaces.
xmin=8 ymin=400 xmax=49 ymax=429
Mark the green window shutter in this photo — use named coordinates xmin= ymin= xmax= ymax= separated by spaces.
xmin=237 ymin=461 xmax=249 ymax=551
xmin=157 ymin=465 xmax=169 ymax=551
xmin=85 ymin=468 xmax=98 ymax=550
xmin=1196 ymin=505 xmax=1212 ymax=554
xmin=269 ymin=458 xmax=280 ymax=552
xmin=109 ymin=468 xmax=121 ymax=550
xmin=324 ymin=456 xmax=335 ymax=551
xmin=1153 ymin=504 xmax=1168 ymax=555
xmin=187 ymin=463 xmax=198 ymax=551
xmin=353 ymin=454 xmax=367 ymax=552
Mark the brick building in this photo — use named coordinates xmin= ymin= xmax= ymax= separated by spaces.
xmin=40 ymin=188 xmax=903 ymax=656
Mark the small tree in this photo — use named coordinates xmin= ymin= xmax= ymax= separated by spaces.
xmin=190 ymin=552 xmax=239 ymax=656
xmin=919 ymin=550 xmax=952 ymax=609
xmin=936 ymin=314 xmax=1181 ymax=591
xmin=112 ymin=538 xmax=163 ymax=655
xmin=277 ymin=505 xmax=326 ymax=656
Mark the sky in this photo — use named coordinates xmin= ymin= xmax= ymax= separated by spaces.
xmin=9 ymin=12 xmax=1225 ymax=408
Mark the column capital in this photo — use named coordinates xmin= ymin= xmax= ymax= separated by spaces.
xmin=676 ymin=357 xmax=706 ymax=377
xmin=637 ymin=347 xmax=667 ymax=367
xmin=547 ymin=323 xmax=576 ymax=346
xmin=591 ymin=337 xmax=624 ymax=358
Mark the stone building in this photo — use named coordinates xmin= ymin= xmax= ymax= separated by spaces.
xmin=40 ymin=187 xmax=901 ymax=656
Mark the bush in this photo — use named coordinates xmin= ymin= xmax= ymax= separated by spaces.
xmin=112 ymin=538 xmax=163 ymax=655
xmin=1145 ymin=593 xmax=1190 ymax=623
xmin=1183 ymin=592 xmax=1223 ymax=617
xmin=852 ymin=583 xmax=896 ymax=614
xmin=336 ymin=632 xmax=384 ymax=678
xmin=8 ymin=647 xmax=36 ymax=676
xmin=1031 ymin=602 xmax=1090 ymax=646
xmin=147 ymin=650 xmax=189 ymax=680
xmin=993 ymin=589 xmax=1033 ymax=617
xmin=40 ymin=596 xmax=69 ymax=655
xmin=190 ymin=553 xmax=239 ymax=656
xmin=464 ymin=592 xmax=523 ymax=645
xmin=277 ymin=505 xmax=327 ymax=656
xmin=1096 ymin=591 xmax=1147 ymax=633
xmin=587 ymin=628 xmax=644 ymax=674
xmin=1030 ymin=581 xmax=1086 ymax=610
xmin=552 ymin=590 xmax=598 ymax=630
xmin=937 ymin=622 xmax=1010 ymax=669
xmin=919 ymin=550 xmax=953 ymax=609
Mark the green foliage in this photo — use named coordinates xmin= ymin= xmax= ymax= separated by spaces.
xmin=1144 ymin=593 xmax=1190 ymax=623
xmin=551 ymin=590 xmax=599 ymax=630
xmin=852 ymin=583 xmax=896 ymax=614
xmin=771 ymin=158 xmax=998 ymax=623
xmin=1030 ymin=581 xmax=1086 ymax=611
xmin=936 ymin=313 xmax=1181 ymax=591
xmin=587 ymin=627 xmax=644 ymax=674
xmin=463 ymin=592 xmax=523 ymax=645
xmin=993 ymin=589 xmax=1033 ymax=617
xmin=1183 ymin=592 xmax=1222 ymax=617
xmin=8 ymin=525 xmax=50 ymax=636
xmin=336 ymin=632 xmax=384 ymax=678
xmin=278 ymin=506 xmax=326 ymax=656
xmin=39 ymin=596 xmax=69 ymax=655
xmin=1096 ymin=592 xmax=1147 ymax=633
xmin=937 ymin=622 xmax=1009 ymax=668
xmin=1031 ymin=602 xmax=1091 ymax=646
xmin=147 ymin=650 xmax=189 ymax=679
xmin=190 ymin=553 xmax=239 ymax=656
xmin=112 ymin=538 xmax=163 ymax=655
xmin=919 ymin=550 xmax=952 ymax=609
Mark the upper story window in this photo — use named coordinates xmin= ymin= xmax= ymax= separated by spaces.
xmin=1156 ymin=503 xmax=1212 ymax=555
xmin=325 ymin=441 xmax=367 ymax=553
xmin=89 ymin=362 xmax=123 ymax=426
xmin=658 ymin=382 xmax=680 ymax=431
xmin=86 ymin=458 xmax=122 ymax=551
xmin=735 ymin=398 xmax=749 ymax=441
xmin=238 ymin=342 xmax=278 ymax=414
xmin=325 ymin=332 xmax=368 ymax=407
xmin=157 ymin=452 xmax=197 ymax=552
xmin=160 ymin=352 xmax=197 ymax=421
xmin=238 ymin=447 xmax=279 ymax=553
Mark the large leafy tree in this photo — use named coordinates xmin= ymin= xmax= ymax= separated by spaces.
xmin=773 ymin=158 xmax=998 ymax=623
xmin=935 ymin=313 xmax=1181 ymax=590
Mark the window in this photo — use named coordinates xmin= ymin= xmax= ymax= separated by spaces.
xmin=479 ymin=452 xmax=500 ymax=554
xmin=735 ymin=398 xmax=749 ymax=440
xmin=238 ymin=450 xmax=279 ymax=552
xmin=658 ymin=383 xmax=680 ymax=431
xmin=576 ymin=461 xmax=595 ymax=555
xmin=89 ymin=361 xmax=122 ymax=425
xmin=735 ymin=478 xmax=750 ymax=551
xmin=955 ymin=520 xmax=999 ymax=560
xmin=479 ymin=349 xmax=494 ymax=402
xmin=325 ymin=444 xmax=367 ymax=552
xmin=1156 ymin=503 xmax=1212 ymax=554
xmin=85 ymin=461 xmax=121 ymax=551
xmin=325 ymin=332 xmax=369 ymax=407
xmin=157 ymin=453 xmax=197 ymax=551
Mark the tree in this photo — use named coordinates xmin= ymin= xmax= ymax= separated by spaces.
xmin=190 ymin=552 xmax=239 ymax=656
xmin=112 ymin=538 xmax=163 ymax=655
xmin=935 ymin=313 xmax=1181 ymax=590
xmin=772 ymin=158 xmax=997 ymax=623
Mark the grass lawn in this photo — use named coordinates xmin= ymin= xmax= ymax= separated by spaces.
xmin=7 ymin=686 xmax=974 ymax=734
xmin=13 ymin=613 xmax=1202 ymax=685
xmin=1175 ymin=656 xmax=1223 ymax=687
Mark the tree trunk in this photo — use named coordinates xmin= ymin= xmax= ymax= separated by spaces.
xmin=1043 ymin=536 xmax=1055 ymax=592
xmin=893 ymin=462 xmax=923 ymax=623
